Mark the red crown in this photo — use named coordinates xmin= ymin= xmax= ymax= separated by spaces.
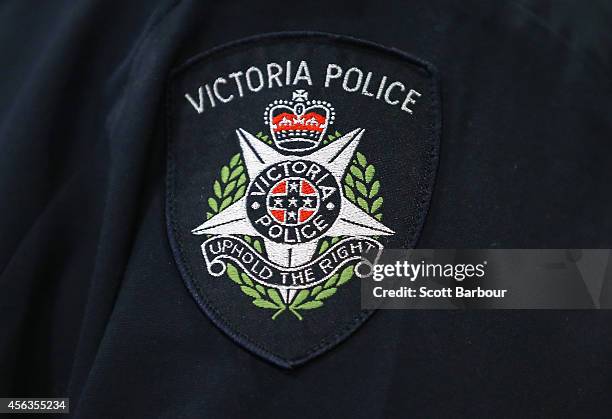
xmin=264 ymin=90 xmax=335 ymax=152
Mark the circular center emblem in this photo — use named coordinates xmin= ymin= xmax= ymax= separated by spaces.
xmin=246 ymin=160 xmax=341 ymax=243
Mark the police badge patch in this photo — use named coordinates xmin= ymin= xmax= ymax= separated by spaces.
xmin=167 ymin=33 xmax=440 ymax=367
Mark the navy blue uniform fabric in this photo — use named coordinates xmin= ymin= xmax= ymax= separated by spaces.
xmin=1 ymin=1 xmax=611 ymax=417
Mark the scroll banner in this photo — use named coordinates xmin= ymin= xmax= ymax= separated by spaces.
xmin=201 ymin=235 xmax=383 ymax=289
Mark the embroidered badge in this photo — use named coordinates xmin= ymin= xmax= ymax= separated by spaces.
xmin=191 ymin=89 xmax=393 ymax=320
xmin=167 ymin=33 xmax=440 ymax=367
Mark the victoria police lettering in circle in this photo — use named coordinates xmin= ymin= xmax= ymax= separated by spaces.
xmin=246 ymin=160 xmax=341 ymax=244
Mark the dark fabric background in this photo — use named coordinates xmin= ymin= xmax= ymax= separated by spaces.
xmin=0 ymin=0 xmax=611 ymax=417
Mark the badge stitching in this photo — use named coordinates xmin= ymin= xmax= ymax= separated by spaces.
xmin=166 ymin=32 xmax=441 ymax=367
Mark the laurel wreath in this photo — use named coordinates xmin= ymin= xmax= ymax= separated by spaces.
xmin=204 ymin=131 xmax=383 ymax=320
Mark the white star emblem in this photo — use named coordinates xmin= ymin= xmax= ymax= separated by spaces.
xmin=192 ymin=127 xmax=394 ymax=270
xmin=287 ymin=197 xmax=299 ymax=207
xmin=288 ymin=182 xmax=299 ymax=192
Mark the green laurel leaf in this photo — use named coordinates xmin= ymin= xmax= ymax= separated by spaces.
xmin=230 ymin=165 xmax=243 ymax=180
xmin=350 ymin=165 xmax=364 ymax=180
xmin=315 ymin=288 xmax=337 ymax=301
xmin=371 ymin=196 xmax=383 ymax=214
xmin=337 ymin=266 xmax=355 ymax=286
xmin=344 ymin=185 xmax=356 ymax=202
xmin=253 ymin=299 xmax=281 ymax=309
xmin=234 ymin=185 xmax=246 ymax=202
xmin=290 ymin=289 xmax=310 ymax=308
xmin=241 ymin=286 xmax=261 ymax=299
xmin=226 ymin=263 xmax=241 ymax=285
xmin=324 ymin=274 xmax=339 ymax=289
xmin=230 ymin=153 xmax=241 ymax=168
xmin=318 ymin=240 xmax=330 ymax=254
xmin=356 ymin=181 xmax=368 ymax=197
xmin=241 ymin=273 xmax=254 ymax=287
xmin=267 ymin=289 xmax=285 ymax=307
xmin=365 ymin=165 xmax=376 ymax=183
xmin=344 ymin=173 xmax=355 ymax=187
xmin=208 ymin=197 xmax=218 ymax=213
xmin=220 ymin=196 xmax=232 ymax=211
xmin=357 ymin=197 xmax=369 ymax=212
xmin=223 ymin=180 xmax=236 ymax=197
xmin=311 ymin=285 xmax=323 ymax=296
xmin=294 ymin=301 xmax=324 ymax=310
xmin=237 ymin=173 xmax=247 ymax=187
xmin=369 ymin=180 xmax=380 ymax=198
xmin=220 ymin=166 xmax=230 ymax=183
xmin=213 ymin=180 xmax=222 ymax=198
xmin=356 ymin=152 xmax=367 ymax=167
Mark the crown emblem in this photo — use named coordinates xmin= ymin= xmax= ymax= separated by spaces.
xmin=264 ymin=90 xmax=335 ymax=152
